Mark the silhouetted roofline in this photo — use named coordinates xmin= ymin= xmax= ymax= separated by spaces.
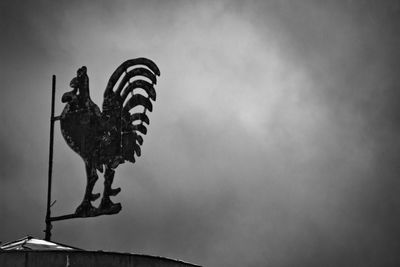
xmin=0 ymin=236 xmax=201 ymax=266
xmin=0 ymin=236 xmax=82 ymax=251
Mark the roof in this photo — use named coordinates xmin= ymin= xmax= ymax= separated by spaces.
xmin=0 ymin=236 xmax=82 ymax=251
xmin=0 ymin=236 xmax=201 ymax=266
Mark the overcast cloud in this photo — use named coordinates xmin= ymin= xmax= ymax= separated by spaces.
xmin=1 ymin=1 xmax=400 ymax=266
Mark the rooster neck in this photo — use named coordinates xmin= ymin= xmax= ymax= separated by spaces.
xmin=77 ymin=73 xmax=91 ymax=101
xmin=78 ymin=84 xmax=90 ymax=99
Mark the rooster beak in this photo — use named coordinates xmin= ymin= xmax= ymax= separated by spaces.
xmin=70 ymin=77 xmax=78 ymax=88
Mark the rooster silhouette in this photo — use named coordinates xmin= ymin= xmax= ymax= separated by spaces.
xmin=60 ymin=58 xmax=160 ymax=217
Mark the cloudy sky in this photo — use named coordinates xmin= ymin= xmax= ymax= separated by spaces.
xmin=1 ymin=0 xmax=400 ymax=266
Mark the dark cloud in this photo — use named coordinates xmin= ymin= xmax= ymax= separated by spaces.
xmin=1 ymin=1 xmax=400 ymax=266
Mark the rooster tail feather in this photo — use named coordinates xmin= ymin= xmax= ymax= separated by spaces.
xmin=120 ymin=80 xmax=156 ymax=101
xmin=130 ymin=113 xmax=150 ymax=125
xmin=124 ymin=94 xmax=153 ymax=112
xmin=104 ymin=58 xmax=160 ymax=97
xmin=115 ymin=68 xmax=157 ymax=95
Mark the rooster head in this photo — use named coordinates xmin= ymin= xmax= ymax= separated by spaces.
xmin=62 ymin=66 xmax=89 ymax=103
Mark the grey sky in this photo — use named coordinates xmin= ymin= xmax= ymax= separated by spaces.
xmin=1 ymin=1 xmax=400 ymax=266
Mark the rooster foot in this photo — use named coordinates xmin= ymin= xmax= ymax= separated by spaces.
xmin=75 ymin=200 xmax=98 ymax=217
xmin=109 ymin=187 xmax=121 ymax=196
xmin=98 ymin=198 xmax=121 ymax=215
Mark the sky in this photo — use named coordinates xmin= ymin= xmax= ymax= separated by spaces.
xmin=1 ymin=0 xmax=400 ymax=266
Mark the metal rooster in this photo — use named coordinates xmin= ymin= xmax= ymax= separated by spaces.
xmin=59 ymin=58 xmax=160 ymax=217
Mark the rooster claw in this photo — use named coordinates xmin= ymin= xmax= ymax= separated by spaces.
xmin=90 ymin=193 xmax=101 ymax=201
xmin=109 ymin=187 xmax=121 ymax=196
xmin=75 ymin=200 xmax=97 ymax=217
xmin=98 ymin=198 xmax=122 ymax=215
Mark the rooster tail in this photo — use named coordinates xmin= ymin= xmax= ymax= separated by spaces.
xmin=102 ymin=58 xmax=160 ymax=164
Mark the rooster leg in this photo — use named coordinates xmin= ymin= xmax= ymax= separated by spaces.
xmin=75 ymin=161 xmax=100 ymax=216
xmin=98 ymin=165 xmax=121 ymax=214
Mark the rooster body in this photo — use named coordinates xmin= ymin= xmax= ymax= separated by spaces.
xmin=60 ymin=59 xmax=160 ymax=216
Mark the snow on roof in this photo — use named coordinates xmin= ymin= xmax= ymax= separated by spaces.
xmin=0 ymin=236 xmax=82 ymax=251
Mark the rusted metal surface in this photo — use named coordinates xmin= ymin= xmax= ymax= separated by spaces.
xmin=59 ymin=58 xmax=160 ymax=218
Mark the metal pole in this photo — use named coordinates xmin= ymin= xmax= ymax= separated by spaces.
xmin=45 ymin=75 xmax=56 ymax=241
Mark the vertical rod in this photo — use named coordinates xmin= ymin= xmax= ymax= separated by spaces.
xmin=45 ymin=75 xmax=56 ymax=241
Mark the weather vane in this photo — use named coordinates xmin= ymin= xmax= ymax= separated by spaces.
xmin=44 ymin=58 xmax=160 ymax=241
